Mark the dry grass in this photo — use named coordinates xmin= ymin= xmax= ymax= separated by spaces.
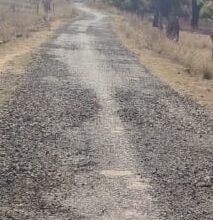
xmin=115 ymin=12 xmax=213 ymax=80
xmin=0 ymin=0 xmax=78 ymax=109
xmin=0 ymin=20 xmax=62 ymax=110
xmin=90 ymin=1 xmax=213 ymax=80
xmin=90 ymin=1 xmax=213 ymax=109
xmin=52 ymin=0 xmax=78 ymax=20
xmin=0 ymin=0 xmax=77 ymax=43
xmin=116 ymin=14 xmax=213 ymax=108
xmin=0 ymin=10 xmax=42 ymax=42
xmin=114 ymin=13 xmax=213 ymax=108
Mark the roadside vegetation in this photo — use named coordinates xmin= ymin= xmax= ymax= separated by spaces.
xmin=100 ymin=0 xmax=213 ymax=79
xmin=91 ymin=0 xmax=213 ymax=108
xmin=0 ymin=0 xmax=77 ymax=43
xmin=0 ymin=0 xmax=77 ymax=110
xmin=115 ymin=12 xmax=213 ymax=80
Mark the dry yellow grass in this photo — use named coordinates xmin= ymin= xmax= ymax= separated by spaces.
xmin=0 ymin=20 xmax=63 ymax=109
xmin=114 ymin=13 xmax=213 ymax=109
xmin=0 ymin=10 xmax=42 ymax=42
xmin=115 ymin=14 xmax=213 ymax=109
xmin=90 ymin=1 xmax=213 ymax=109
xmin=0 ymin=1 xmax=78 ymax=109
xmin=53 ymin=0 xmax=78 ymax=20
xmin=115 ymin=12 xmax=213 ymax=79
xmin=0 ymin=0 xmax=78 ymax=42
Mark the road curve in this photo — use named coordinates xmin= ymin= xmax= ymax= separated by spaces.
xmin=0 ymin=2 xmax=213 ymax=220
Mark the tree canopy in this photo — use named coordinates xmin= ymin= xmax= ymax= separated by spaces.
xmin=104 ymin=0 xmax=213 ymax=20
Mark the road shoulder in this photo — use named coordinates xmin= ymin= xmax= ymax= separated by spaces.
xmin=112 ymin=14 xmax=213 ymax=111
xmin=0 ymin=18 xmax=77 ymax=112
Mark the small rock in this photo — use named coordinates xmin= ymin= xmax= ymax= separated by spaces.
xmin=197 ymin=176 xmax=212 ymax=187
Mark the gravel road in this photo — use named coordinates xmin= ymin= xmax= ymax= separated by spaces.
xmin=0 ymin=2 xmax=213 ymax=220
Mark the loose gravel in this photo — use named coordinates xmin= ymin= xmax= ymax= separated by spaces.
xmin=0 ymin=2 xmax=212 ymax=220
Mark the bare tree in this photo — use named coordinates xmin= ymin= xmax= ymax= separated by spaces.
xmin=42 ymin=0 xmax=53 ymax=21
xmin=9 ymin=3 xmax=16 ymax=13
xmin=153 ymin=0 xmax=180 ymax=41
xmin=211 ymin=35 xmax=213 ymax=60
xmin=191 ymin=0 xmax=203 ymax=29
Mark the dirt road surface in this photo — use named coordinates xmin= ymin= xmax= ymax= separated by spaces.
xmin=0 ymin=2 xmax=213 ymax=220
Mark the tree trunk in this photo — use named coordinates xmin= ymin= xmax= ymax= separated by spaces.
xmin=153 ymin=1 xmax=160 ymax=27
xmin=10 ymin=3 xmax=16 ymax=13
xmin=153 ymin=7 xmax=159 ymax=27
xmin=166 ymin=15 xmax=180 ymax=42
xmin=36 ymin=2 xmax=40 ymax=15
xmin=191 ymin=0 xmax=202 ymax=29
xmin=211 ymin=35 xmax=213 ymax=61
xmin=166 ymin=0 xmax=180 ymax=42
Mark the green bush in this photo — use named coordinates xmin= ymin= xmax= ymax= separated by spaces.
xmin=201 ymin=3 xmax=213 ymax=19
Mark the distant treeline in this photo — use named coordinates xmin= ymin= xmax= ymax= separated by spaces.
xmin=103 ymin=0 xmax=213 ymax=21
xmin=103 ymin=0 xmax=213 ymax=42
